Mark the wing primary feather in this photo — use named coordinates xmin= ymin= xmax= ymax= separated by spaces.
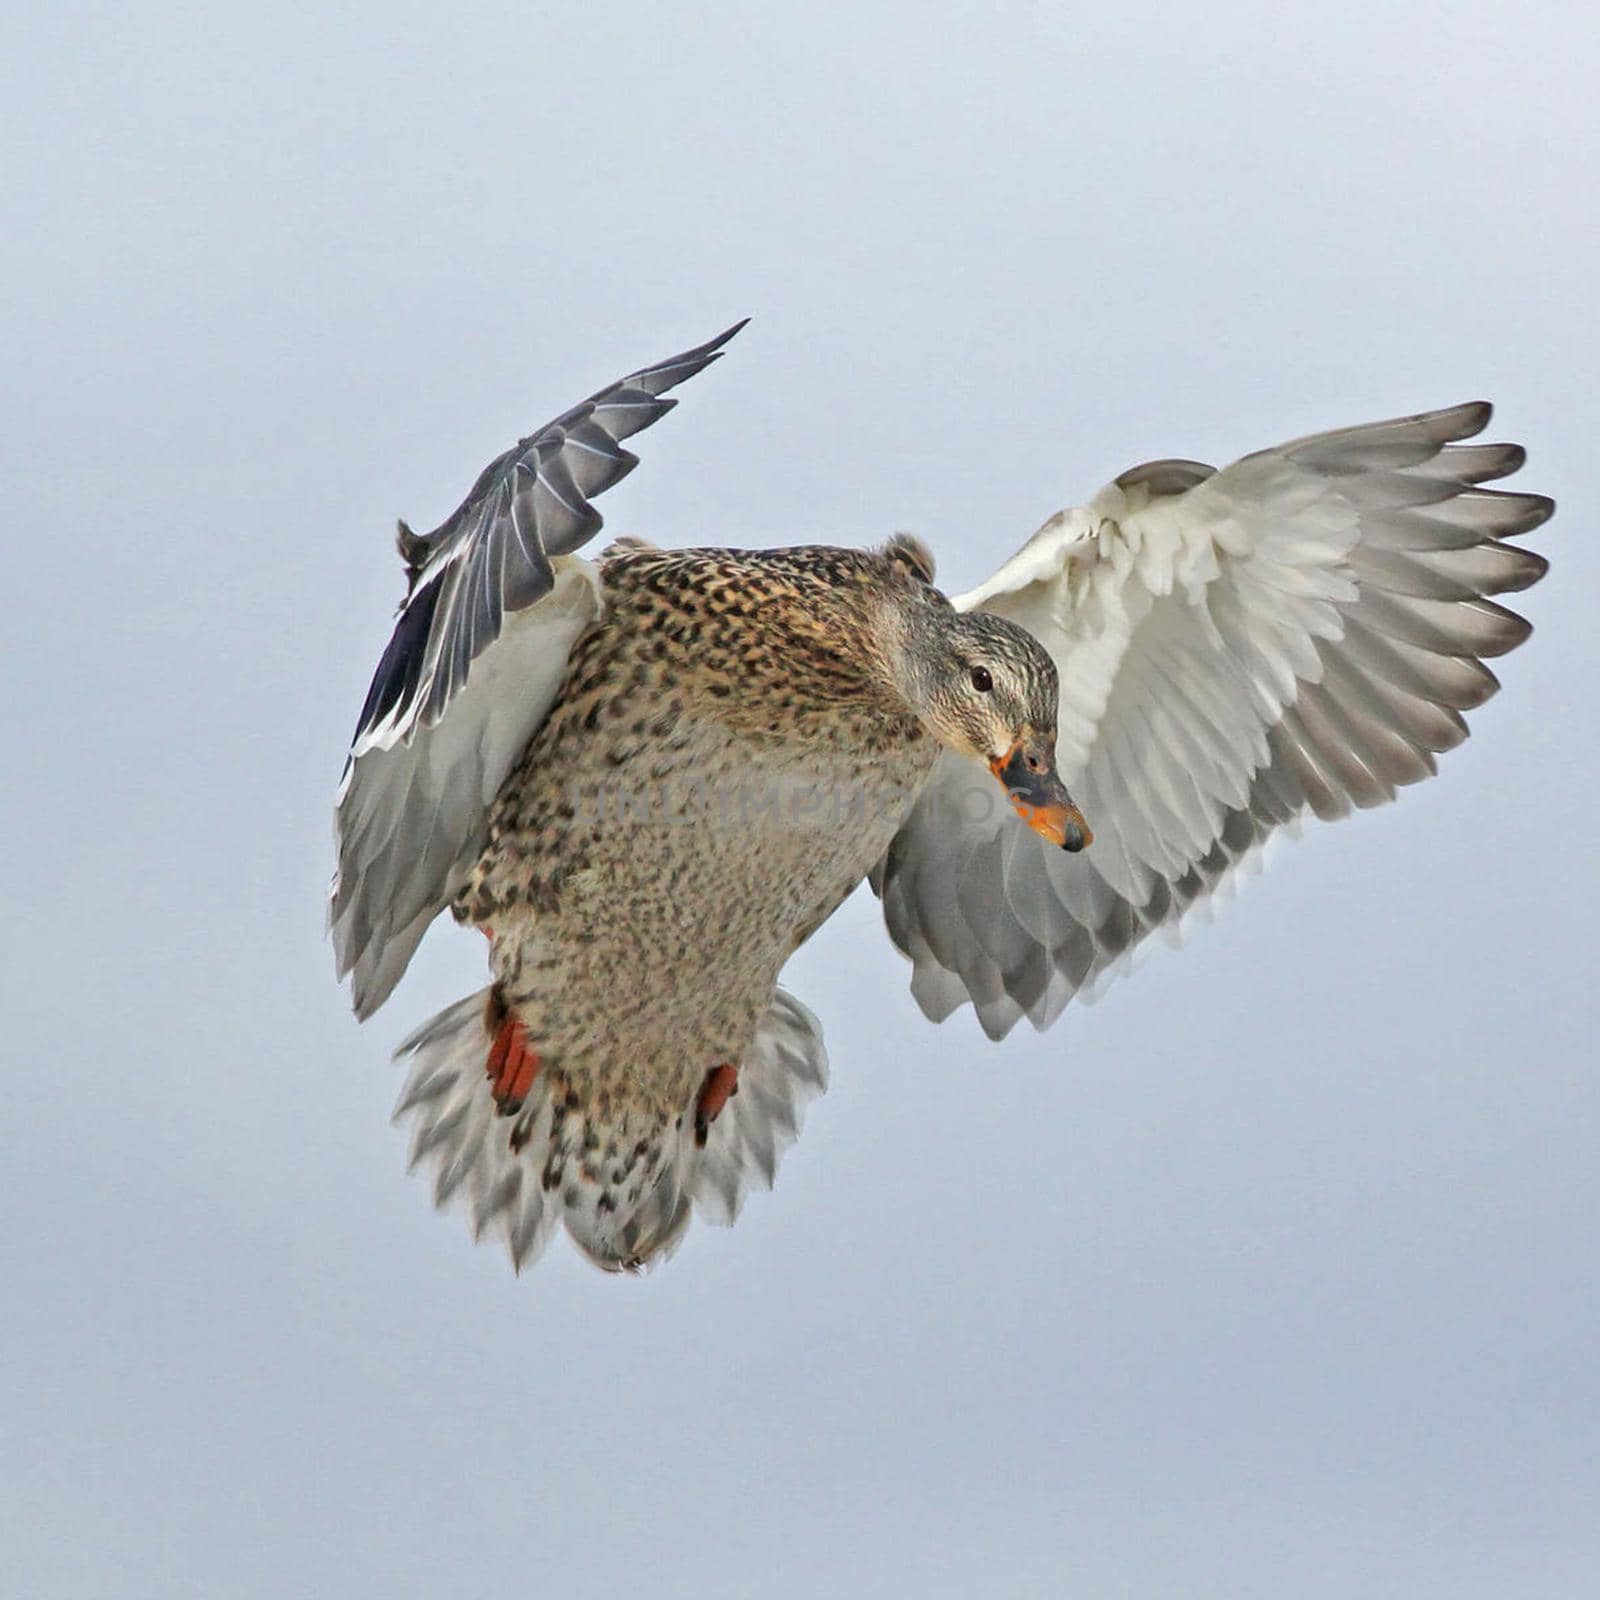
xmin=874 ymin=397 xmax=1548 ymax=1028
xmin=336 ymin=324 xmax=743 ymax=1014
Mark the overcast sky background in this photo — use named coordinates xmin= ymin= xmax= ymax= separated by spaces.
xmin=4 ymin=3 xmax=1596 ymax=1596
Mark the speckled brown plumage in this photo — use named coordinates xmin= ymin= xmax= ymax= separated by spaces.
xmin=338 ymin=332 xmax=1551 ymax=1279
xmin=449 ymin=541 xmax=944 ymax=1237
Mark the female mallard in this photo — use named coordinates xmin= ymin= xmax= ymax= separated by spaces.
xmin=332 ymin=322 xmax=1552 ymax=1272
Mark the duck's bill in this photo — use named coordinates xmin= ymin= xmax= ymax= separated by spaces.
xmin=989 ymin=745 xmax=1093 ymax=852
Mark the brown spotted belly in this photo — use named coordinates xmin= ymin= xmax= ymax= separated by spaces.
xmin=483 ymin=744 xmax=923 ymax=1116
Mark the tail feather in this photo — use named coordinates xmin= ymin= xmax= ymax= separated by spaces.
xmin=393 ymin=992 xmax=561 ymax=1270
xmin=689 ymin=989 xmax=827 ymax=1227
xmin=391 ymin=987 xmax=828 ymax=1273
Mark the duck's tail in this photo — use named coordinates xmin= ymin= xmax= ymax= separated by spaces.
xmin=390 ymin=988 xmax=828 ymax=1273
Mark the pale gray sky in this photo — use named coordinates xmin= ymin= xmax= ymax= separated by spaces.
xmin=4 ymin=3 xmax=1597 ymax=1596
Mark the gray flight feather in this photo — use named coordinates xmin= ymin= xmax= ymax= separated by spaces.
xmin=875 ymin=401 xmax=1553 ymax=1037
xmin=332 ymin=322 xmax=747 ymax=1018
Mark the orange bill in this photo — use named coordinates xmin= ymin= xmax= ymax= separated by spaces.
xmin=989 ymin=743 xmax=1092 ymax=852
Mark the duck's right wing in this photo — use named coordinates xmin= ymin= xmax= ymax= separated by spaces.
xmin=332 ymin=322 xmax=746 ymax=1019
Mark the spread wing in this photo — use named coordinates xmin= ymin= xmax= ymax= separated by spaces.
xmin=332 ymin=322 xmax=746 ymax=1018
xmin=874 ymin=401 xmax=1553 ymax=1039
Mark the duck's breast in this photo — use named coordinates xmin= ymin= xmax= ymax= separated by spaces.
xmin=513 ymin=713 xmax=930 ymax=1098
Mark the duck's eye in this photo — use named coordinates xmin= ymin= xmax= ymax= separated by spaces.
xmin=969 ymin=665 xmax=994 ymax=693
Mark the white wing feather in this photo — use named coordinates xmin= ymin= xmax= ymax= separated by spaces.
xmin=331 ymin=561 xmax=602 ymax=1018
xmin=875 ymin=402 xmax=1552 ymax=1038
xmin=332 ymin=324 xmax=745 ymax=1019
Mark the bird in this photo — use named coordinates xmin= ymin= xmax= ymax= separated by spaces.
xmin=331 ymin=321 xmax=1552 ymax=1274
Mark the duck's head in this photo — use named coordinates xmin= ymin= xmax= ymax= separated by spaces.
xmin=885 ymin=548 xmax=1091 ymax=852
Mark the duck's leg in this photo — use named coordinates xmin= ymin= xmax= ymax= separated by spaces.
xmin=483 ymin=986 xmax=541 ymax=1113
xmin=479 ymin=926 xmax=539 ymax=1110
xmin=694 ymin=1063 xmax=739 ymax=1147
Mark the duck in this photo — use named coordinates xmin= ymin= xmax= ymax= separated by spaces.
xmin=331 ymin=321 xmax=1552 ymax=1273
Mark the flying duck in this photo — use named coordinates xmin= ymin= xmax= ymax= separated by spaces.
xmin=331 ymin=322 xmax=1552 ymax=1272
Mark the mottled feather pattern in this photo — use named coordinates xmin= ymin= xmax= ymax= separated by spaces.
xmin=333 ymin=325 xmax=1552 ymax=1276
xmin=433 ymin=544 xmax=939 ymax=1256
xmin=392 ymin=985 xmax=828 ymax=1271
xmin=332 ymin=326 xmax=744 ymax=1020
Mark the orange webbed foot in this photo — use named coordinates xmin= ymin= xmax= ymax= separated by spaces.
xmin=694 ymin=1063 xmax=739 ymax=1148
xmin=486 ymin=1010 xmax=541 ymax=1114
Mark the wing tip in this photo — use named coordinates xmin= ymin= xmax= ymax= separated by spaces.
xmin=1513 ymin=492 xmax=1557 ymax=535
xmin=1507 ymin=548 xmax=1551 ymax=591
xmin=1482 ymin=441 xmax=1526 ymax=480
xmin=708 ymin=315 xmax=751 ymax=350
xmin=631 ymin=318 xmax=751 ymax=395
xmin=1434 ymin=399 xmax=1493 ymax=440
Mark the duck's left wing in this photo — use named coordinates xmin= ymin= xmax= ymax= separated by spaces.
xmin=872 ymin=401 xmax=1552 ymax=1039
xmin=332 ymin=323 xmax=745 ymax=1019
